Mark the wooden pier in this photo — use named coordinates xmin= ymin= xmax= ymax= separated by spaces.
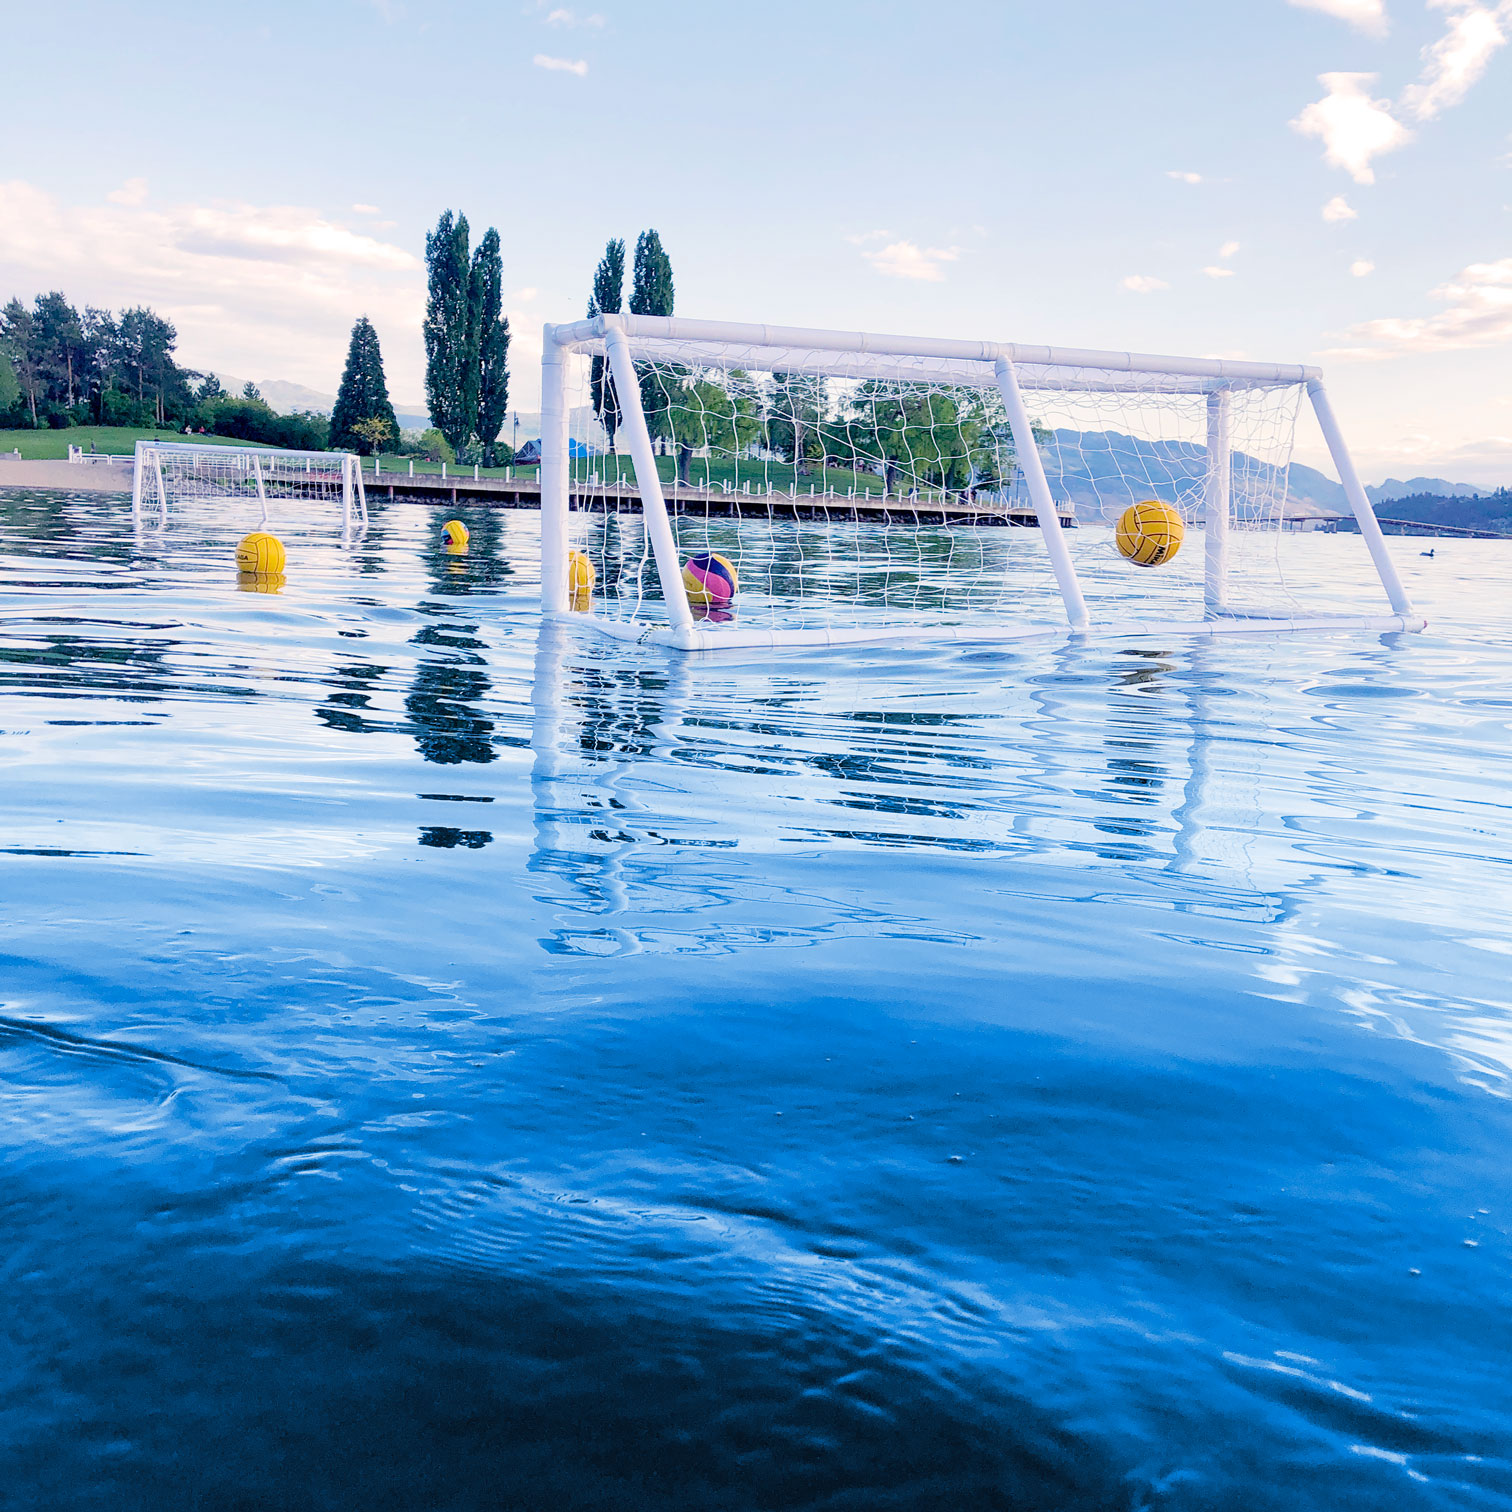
xmin=365 ymin=471 xmax=1075 ymax=529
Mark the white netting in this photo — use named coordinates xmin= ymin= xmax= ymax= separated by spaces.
xmin=551 ymin=331 xmax=1386 ymax=643
xmin=133 ymin=442 xmax=366 ymax=531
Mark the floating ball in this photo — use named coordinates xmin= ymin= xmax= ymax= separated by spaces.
xmin=567 ymin=549 xmax=596 ymax=595
xmin=235 ymin=531 xmax=286 ymax=575
xmin=441 ymin=519 xmax=469 ymax=548
xmin=682 ymin=552 xmax=738 ymax=607
xmin=1116 ymin=500 xmax=1184 ymax=567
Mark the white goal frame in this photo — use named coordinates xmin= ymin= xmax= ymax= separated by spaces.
xmin=131 ymin=439 xmax=368 ymax=533
xmin=540 ymin=314 xmax=1422 ymax=652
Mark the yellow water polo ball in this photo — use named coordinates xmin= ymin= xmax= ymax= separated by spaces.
xmin=441 ymin=519 xmax=469 ymax=548
xmin=235 ymin=532 xmax=287 ymax=575
xmin=1116 ymin=500 xmax=1184 ymax=567
xmin=567 ymin=550 xmax=596 ymax=594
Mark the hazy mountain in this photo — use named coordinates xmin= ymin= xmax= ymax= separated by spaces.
xmin=1368 ymin=477 xmax=1488 ymax=502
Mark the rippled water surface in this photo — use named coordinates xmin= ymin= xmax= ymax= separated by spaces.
xmin=3 ymin=489 xmax=1511 ymax=1510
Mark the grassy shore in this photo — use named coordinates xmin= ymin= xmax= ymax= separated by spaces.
xmin=0 ymin=427 xmax=276 ymax=460
xmin=2 ymin=426 xmax=901 ymax=499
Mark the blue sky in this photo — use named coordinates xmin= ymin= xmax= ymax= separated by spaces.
xmin=3 ymin=0 xmax=1509 ymax=482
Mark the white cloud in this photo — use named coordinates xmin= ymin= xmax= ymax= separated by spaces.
xmin=1286 ymin=0 xmax=1390 ymax=35
xmin=1219 ymin=240 xmax=1241 ymax=258
xmin=545 ymin=7 xmax=605 ymax=24
xmin=1322 ymin=194 xmax=1359 ymax=221
xmin=1122 ymin=275 xmax=1170 ymax=293
xmin=1166 ymin=171 xmax=1204 ymax=184
xmin=1351 ymin=258 xmax=1377 ymax=276
xmin=1325 ymin=255 xmax=1512 ymax=355
xmin=512 ymin=286 xmax=540 ymax=302
xmin=533 ymin=53 xmax=588 ymax=75
xmin=1401 ymin=0 xmax=1512 ymax=121
xmin=1291 ymin=72 xmax=1412 ymax=183
xmin=351 ymin=203 xmax=380 ymax=215
xmin=107 ymin=178 xmax=149 ymax=206
xmin=845 ymin=228 xmax=893 ymax=245
xmin=0 ymin=179 xmax=425 ymax=395
xmin=1203 ymin=266 xmax=1237 ymax=278
xmin=861 ymin=241 xmax=961 ymax=281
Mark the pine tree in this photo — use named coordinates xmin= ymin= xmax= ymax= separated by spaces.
xmin=587 ymin=237 xmax=625 ymax=449
xmin=329 ymin=315 xmax=399 ymax=455
xmin=424 ymin=210 xmax=477 ymax=453
xmin=469 ymin=228 xmax=511 ymax=465
xmin=629 ymin=230 xmax=675 ymax=449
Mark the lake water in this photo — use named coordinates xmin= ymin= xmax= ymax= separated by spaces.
xmin=2 ymin=488 xmax=1510 ymax=1510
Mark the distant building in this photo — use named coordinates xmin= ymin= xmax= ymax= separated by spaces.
xmin=513 ymin=438 xmax=599 ymax=464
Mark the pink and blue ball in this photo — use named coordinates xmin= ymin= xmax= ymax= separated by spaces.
xmin=681 ymin=552 xmax=738 ymax=607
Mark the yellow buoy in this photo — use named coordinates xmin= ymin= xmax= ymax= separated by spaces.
xmin=1116 ymin=500 xmax=1184 ymax=567
xmin=235 ymin=531 xmax=287 ymax=575
xmin=441 ymin=519 xmax=469 ymax=548
xmin=567 ymin=549 xmax=596 ymax=595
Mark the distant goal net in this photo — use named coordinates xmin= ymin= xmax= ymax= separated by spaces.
xmin=132 ymin=440 xmax=367 ymax=533
xmin=540 ymin=315 xmax=1421 ymax=652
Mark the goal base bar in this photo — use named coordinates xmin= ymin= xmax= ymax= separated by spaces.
xmin=561 ymin=612 xmax=1426 ymax=653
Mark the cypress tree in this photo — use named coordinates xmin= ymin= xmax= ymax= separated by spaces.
xmin=330 ymin=315 xmax=398 ymax=455
xmin=629 ymin=230 xmax=675 ymax=448
xmin=629 ymin=229 xmax=674 ymax=317
xmin=424 ymin=210 xmax=476 ymax=453
xmin=587 ymin=237 xmax=625 ymax=449
xmin=469 ymin=228 xmax=511 ymax=465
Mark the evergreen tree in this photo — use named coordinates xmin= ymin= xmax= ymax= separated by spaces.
xmin=587 ymin=237 xmax=625 ymax=449
xmin=1 ymin=299 xmax=38 ymax=425
xmin=629 ymin=229 xmax=674 ymax=317
xmin=424 ymin=210 xmax=477 ymax=453
xmin=329 ymin=315 xmax=399 ymax=455
xmin=629 ymin=230 xmax=675 ymax=448
xmin=469 ymin=228 xmax=511 ymax=464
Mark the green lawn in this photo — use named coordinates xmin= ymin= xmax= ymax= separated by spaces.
xmin=3 ymin=426 xmax=906 ymax=499
xmin=0 ymin=426 xmax=277 ymax=460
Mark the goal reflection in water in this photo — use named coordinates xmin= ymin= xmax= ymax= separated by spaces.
xmin=526 ymin=617 xmax=1300 ymax=959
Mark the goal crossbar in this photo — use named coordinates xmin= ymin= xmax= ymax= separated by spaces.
xmin=540 ymin=315 xmax=1421 ymax=654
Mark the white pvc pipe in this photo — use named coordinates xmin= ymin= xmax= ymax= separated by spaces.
xmin=550 ymin=313 xmax=1319 ymax=386
xmin=1204 ymin=389 xmax=1230 ymax=616
xmin=252 ymin=454 xmax=269 ymax=526
xmin=602 ymin=322 xmax=695 ymax=635
xmin=1307 ymin=380 xmax=1415 ymax=618
xmin=994 ymin=357 xmax=1089 ymax=631
xmin=130 ymin=440 xmax=143 ymax=519
xmin=539 ymin=326 xmax=571 ymax=614
xmin=572 ymin=610 xmax=1419 ymax=654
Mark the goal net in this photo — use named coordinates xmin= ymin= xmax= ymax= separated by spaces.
xmin=540 ymin=316 xmax=1420 ymax=652
xmin=132 ymin=440 xmax=367 ymax=533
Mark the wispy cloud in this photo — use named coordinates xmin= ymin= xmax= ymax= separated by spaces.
xmin=1326 ymin=255 xmax=1512 ymax=355
xmin=0 ymin=179 xmax=424 ymax=392
xmin=861 ymin=241 xmax=960 ymax=281
xmin=1203 ymin=266 xmax=1237 ymax=279
xmin=1322 ymin=194 xmax=1359 ymax=220
xmin=1121 ymin=275 xmax=1169 ymax=293
xmin=533 ymin=53 xmax=588 ymax=75
xmin=545 ymin=6 xmax=606 ymax=24
xmin=107 ymin=177 xmax=148 ymax=206
xmin=351 ymin=203 xmax=380 ymax=215
xmin=1219 ymin=240 xmax=1241 ymax=259
xmin=1286 ymin=0 xmax=1390 ymax=36
xmin=1291 ymin=72 xmax=1412 ymax=183
xmin=845 ymin=228 xmax=894 ymax=245
xmin=1401 ymin=0 xmax=1512 ymax=120
xmin=1351 ymin=258 xmax=1377 ymax=276
xmin=1166 ymin=170 xmax=1203 ymax=184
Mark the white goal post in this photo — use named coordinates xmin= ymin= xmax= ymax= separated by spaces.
xmin=539 ymin=314 xmax=1422 ymax=652
xmin=131 ymin=439 xmax=368 ymax=533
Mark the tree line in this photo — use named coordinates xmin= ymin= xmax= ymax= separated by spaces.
xmin=0 ymin=291 xmax=328 ymax=448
